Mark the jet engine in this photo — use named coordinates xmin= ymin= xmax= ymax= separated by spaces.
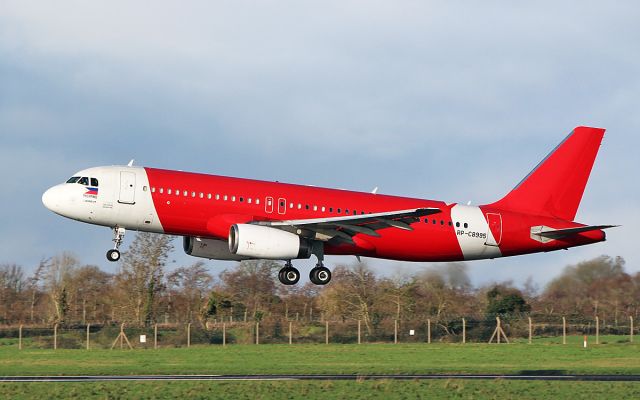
xmin=229 ymin=224 xmax=312 ymax=259
xmin=183 ymin=236 xmax=248 ymax=261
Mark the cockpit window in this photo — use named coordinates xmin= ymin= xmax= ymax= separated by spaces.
xmin=90 ymin=178 xmax=99 ymax=187
xmin=78 ymin=177 xmax=89 ymax=185
xmin=66 ymin=176 xmax=81 ymax=184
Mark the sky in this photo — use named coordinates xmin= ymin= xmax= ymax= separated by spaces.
xmin=1 ymin=1 xmax=638 ymax=289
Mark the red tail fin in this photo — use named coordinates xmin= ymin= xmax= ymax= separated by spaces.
xmin=488 ymin=126 xmax=605 ymax=221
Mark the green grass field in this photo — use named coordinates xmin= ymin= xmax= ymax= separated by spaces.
xmin=1 ymin=337 xmax=639 ymax=398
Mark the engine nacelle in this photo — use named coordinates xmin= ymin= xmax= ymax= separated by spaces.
xmin=229 ymin=224 xmax=312 ymax=260
xmin=183 ymin=236 xmax=248 ymax=261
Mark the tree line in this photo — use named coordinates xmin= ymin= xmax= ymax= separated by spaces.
xmin=1 ymin=233 xmax=638 ymax=330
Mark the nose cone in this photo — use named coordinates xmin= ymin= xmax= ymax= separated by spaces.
xmin=42 ymin=185 xmax=66 ymax=215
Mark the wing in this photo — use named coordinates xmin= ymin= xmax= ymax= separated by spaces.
xmin=256 ymin=207 xmax=441 ymax=244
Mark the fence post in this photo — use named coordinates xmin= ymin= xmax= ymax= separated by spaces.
xmin=631 ymin=316 xmax=634 ymax=343
xmin=223 ymin=323 xmax=226 ymax=347
xmin=497 ymin=317 xmax=501 ymax=344
xmin=54 ymin=324 xmax=58 ymax=350
xmin=187 ymin=323 xmax=191 ymax=348
xmin=394 ymin=320 xmax=398 ymax=344
xmin=19 ymin=325 xmax=22 ymax=350
xmin=462 ymin=318 xmax=466 ymax=344
xmin=256 ymin=322 xmax=259 ymax=345
xmin=528 ymin=317 xmax=532 ymax=344
xmin=86 ymin=323 xmax=90 ymax=350
xmin=289 ymin=321 xmax=292 ymax=345
xmin=325 ymin=321 xmax=329 ymax=345
xmin=427 ymin=319 xmax=431 ymax=344
xmin=596 ymin=316 xmax=599 ymax=344
xmin=562 ymin=317 xmax=566 ymax=345
xmin=357 ymin=320 xmax=361 ymax=344
xmin=154 ymin=324 xmax=158 ymax=350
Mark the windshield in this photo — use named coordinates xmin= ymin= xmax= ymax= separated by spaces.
xmin=66 ymin=176 xmax=80 ymax=184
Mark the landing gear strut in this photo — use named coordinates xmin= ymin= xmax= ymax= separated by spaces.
xmin=278 ymin=261 xmax=300 ymax=285
xmin=309 ymin=243 xmax=331 ymax=285
xmin=106 ymin=227 xmax=126 ymax=262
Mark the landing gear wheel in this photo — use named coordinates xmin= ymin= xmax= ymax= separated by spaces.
xmin=309 ymin=265 xmax=331 ymax=285
xmin=278 ymin=263 xmax=300 ymax=285
xmin=106 ymin=249 xmax=121 ymax=262
xmin=107 ymin=227 xmax=126 ymax=262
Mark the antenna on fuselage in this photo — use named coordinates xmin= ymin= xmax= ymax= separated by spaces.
xmin=371 ymin=187 xmax=378 ymax=194
xmin=127 ymin=159 xmax=135 ymax=167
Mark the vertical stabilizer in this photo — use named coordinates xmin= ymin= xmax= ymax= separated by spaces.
xmin=488 ymin=126 xmax=605 ymax=221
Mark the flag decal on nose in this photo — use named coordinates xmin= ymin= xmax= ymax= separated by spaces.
xmin=85 ymin=187 xmax=98 ymax=196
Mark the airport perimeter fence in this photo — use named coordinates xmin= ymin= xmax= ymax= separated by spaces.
xmin=0 ymin=314 xmax=636 ymax=349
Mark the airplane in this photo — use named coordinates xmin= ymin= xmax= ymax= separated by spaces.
xmin=42 ymin=126 xmax=616 ymax=286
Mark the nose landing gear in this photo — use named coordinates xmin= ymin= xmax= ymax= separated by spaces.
xmin=106 ymin=227 xmax=126 ymax=262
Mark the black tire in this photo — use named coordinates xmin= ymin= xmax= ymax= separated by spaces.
xmin=279 ymin=267 xmax=300 ymax=285
xmin=106 ymin=249 xmax=121 ymax=262
xmin=310 ymin=266 xmax=331 ymax=285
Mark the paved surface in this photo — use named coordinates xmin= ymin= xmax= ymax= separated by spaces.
xmin=2 ymin=374 xmax=640 ymax=382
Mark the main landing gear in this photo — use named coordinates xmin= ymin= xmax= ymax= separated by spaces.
xmin=278 ymin=261 xmax=301 ymax=285
xmin=277 ymin=244 xmax=332 ymax=286
xmin=106 ymin=227 xmax=126 ymax=262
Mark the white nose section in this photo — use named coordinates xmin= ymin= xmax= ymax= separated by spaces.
xmin=42 ymin=187 xmax=57 ymax=211
xmin=42 ymin=185 xmax=68 ymax=215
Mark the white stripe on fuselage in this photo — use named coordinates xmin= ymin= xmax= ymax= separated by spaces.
xmin=450 ymin=205 xmax=502 ymax=260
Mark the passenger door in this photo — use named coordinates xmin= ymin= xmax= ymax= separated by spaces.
xmin=118 ymin=171 xmax=136 ymax=204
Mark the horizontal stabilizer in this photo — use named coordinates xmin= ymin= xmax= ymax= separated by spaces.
xmin=531 ymin=224 xmax=618 ymax=242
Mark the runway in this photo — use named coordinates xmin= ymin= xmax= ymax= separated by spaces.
xmin=2 ymin=374 xmax=640 ymax=382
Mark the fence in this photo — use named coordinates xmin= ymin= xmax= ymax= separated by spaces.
xmin=0 ymin=315 xmax=635 ymax=349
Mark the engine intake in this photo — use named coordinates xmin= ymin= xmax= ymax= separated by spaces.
xmin=229 ymin=224 xmax=312 ymax=259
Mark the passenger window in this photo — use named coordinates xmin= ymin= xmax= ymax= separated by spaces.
xmin=167 ymin=189 xmax=171 ymax=194
xmin=207 ymin=194 xmax=212 ymax=199
xmin=256 ymin=199 xmax=260 ymax=205
xmin=456 ymin=222 xmax=460 ymax=228
xmin=78 ymin=177 xmax=89 ymax=185
xmin=289 ymin=202 xmax=294 ymax=209
xmin=90 ymin=178 xmax=99 ymax=187
xmin=240 ymin=197 xmax=244 ymax=202
xmin=321 ymin=207 xmax=326 ymax=212
xmin=337 ymin=208 xmax=341 ymax=213
xmin=183 ymin=190 xmax=188 ymax=196
xmin=176 ymin=189 xmax=180 ymax=196
xmin=248 ymin=198 xmax=252 ymax=204
xmin=464 ymin=223 xmax=468 ymax=228
xmin=224 ymin=195 xmax=228 ymax=201
xmin=305 ymin=205 xmax=309 ymax=210
xmin=329 ymin=207 xmax=333 ymax=212
xmin=153 ymin=187 xmax=157 ymax=193
xmin=216 ymin=194 xmax=220 ymax=200
xmin=313 ymin=205 xmax=317 ymax=211
xmin=192 ymin=192 xmax=196 ymax=198
xmin=298 ymin=204 xmax=302 ymax=209
xmin=231 ymin=196 xmax=236 ymax=202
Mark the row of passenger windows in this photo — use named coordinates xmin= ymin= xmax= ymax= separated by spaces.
xmin=67 ymin=176 xmax=99 ymax=187
xmin=424 ymin=219 xmax=469 ymax=229
xmin=150 ymin=187 xmax=371 ymax=215
xmin=150 ymin=186 xmax=472 ymax=228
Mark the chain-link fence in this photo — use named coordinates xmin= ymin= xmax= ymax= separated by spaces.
xmin=0 ymin=314 xmax=635 ymax=349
